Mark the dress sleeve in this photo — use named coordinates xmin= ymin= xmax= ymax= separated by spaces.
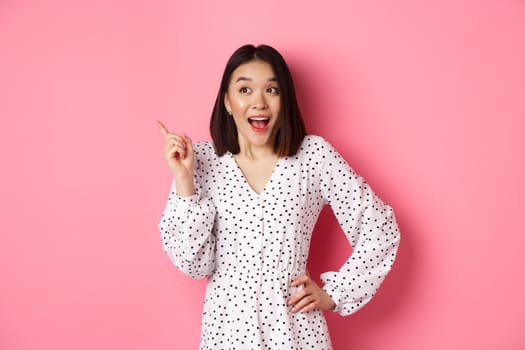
xmin=158 ymin=153 xmax=217 ymax=279
xmin=317 ymin=138 xmax=401 ymax=316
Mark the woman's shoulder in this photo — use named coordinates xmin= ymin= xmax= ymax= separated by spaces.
xmin=193 ymin=140 xmax=215 ymax=154
xmin=302 ymin=134 xmax=329 ymax=146
xmin=192 ymin=140 xmax=220 ymax=167
xmin=297 ymin=134 xmax=348 ymax=166
xmin=299 ymin=134 xmax=337 ymax=154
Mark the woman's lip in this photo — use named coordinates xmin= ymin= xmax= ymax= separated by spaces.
xmin=248 ymin=115 xmax=271 ymax=133
xmin=248 ymin=116 xmax=270 ymax=133
xmin=250 ymin=123 xmax=269 ymax=133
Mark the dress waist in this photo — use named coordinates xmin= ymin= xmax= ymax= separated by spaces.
xmin=213 ymin=266 xmax=305 ymax=280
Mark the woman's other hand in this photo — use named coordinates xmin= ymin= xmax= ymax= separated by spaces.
xmin=287 ymin=274 xmax=336 ymax=313
xmin=157 ymin=121 xmax=195 ymax=197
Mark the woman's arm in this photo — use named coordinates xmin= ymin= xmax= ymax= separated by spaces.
xmin=159 ymin=179 xmax=216 ymax=279
xmin=318 ymin=137 xmax=401 ymax=316
xmin=157 ymin=122 xmax=217 ymax=279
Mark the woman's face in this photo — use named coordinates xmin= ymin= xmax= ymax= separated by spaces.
xmin=224 ymin=60 xmax=281 ymax=150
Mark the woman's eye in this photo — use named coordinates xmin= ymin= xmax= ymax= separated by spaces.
xmin=239 ymin=87 xmax=250 ymax=93
xmin=267 ymin=87 xmax=279 ymax=94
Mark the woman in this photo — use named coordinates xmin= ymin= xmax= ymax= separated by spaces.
xmin=158 ymin=44 xmax=400 ymax=349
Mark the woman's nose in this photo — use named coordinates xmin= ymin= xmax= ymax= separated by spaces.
xmin=252 ymin=91 xmax=268 ymax=109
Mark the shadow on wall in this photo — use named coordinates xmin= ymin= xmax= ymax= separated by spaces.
xmin=307 ymin=204 xmax=415 ymax=349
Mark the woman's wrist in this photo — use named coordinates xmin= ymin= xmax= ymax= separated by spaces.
xmin=175 ymin=177 xmax=195 ymax=197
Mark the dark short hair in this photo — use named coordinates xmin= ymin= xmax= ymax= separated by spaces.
xmin=210 ymin=44 xmax=306 ymax=157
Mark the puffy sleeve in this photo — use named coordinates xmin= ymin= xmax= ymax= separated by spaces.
xmin=317 ymin=138 xmax=400 ymax=316
xmin=158 ymin=146 xmax=217 ymax=279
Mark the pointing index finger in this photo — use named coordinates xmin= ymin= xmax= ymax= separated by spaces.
xmin=157 ymin=120 xmax=170 ymax=140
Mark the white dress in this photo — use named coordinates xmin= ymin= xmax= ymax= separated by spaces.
xmin=159 ymin=135 xmax=400 ymax=349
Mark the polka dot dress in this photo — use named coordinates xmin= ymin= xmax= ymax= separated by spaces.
xmin=159 ymin=135 xmax=400 ymax=349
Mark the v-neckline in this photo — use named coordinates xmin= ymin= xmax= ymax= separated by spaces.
xmin=228 ymin=152 xmax=281 ymax=196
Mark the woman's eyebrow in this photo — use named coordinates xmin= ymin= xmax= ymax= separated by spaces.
xmin=235 ymin=77 xmax=251 ymax=83
xmin=235 ymin=76 xmax=278 ymax=83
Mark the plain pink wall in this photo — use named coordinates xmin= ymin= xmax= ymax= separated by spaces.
xmin=1 ymin=0 xmax=524 ymax=349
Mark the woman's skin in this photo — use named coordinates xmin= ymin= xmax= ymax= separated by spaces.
xmin=157 ymin=59 xmax=335 ymax=314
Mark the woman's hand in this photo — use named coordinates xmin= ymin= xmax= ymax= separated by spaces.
xmin=287 ymin=274 xmax=336 ymax=313
xmin=157 ymin=121 xmax=195 ymax=197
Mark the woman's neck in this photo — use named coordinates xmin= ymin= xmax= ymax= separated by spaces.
xmin=236 ymin=140 xmax=277 ymax=161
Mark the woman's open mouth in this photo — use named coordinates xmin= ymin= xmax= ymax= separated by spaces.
xmin=248 ymin=117 xmax=270 ymax=133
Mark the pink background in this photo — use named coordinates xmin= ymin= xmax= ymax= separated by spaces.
xmin=1 ymin=0 xmax=524 ymax=349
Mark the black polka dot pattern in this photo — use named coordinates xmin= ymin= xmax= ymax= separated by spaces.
xmin=159 ymin=135 xmax=400 ymax=349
